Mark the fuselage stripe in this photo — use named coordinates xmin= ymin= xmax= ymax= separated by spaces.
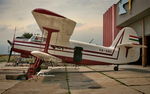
xmin=13 ymin=30 xmax=125 ymax=60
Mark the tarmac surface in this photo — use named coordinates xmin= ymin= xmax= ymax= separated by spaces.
xmin=0 ymin=62 xmax=150 ymax=94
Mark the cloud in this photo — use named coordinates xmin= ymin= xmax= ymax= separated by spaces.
xmin=75 ymin=23 xmax=102 ymax=32
xmin=71 ymin=23 xmax=103 ymax=45
xmin=0 ymin=24 xmax=14 ymax=54
xmin=25 ymin=23 xmax=41 ymax=34
xmin=0 ymin=25 xmax=11 ymax=32
xmin=0 ymin=0 xmax=119 ymax=54
xmin=76 ymin=23 xmax=85 ymax=28
xmin=0 ymin=0 xmax=8 ymax=5
xmin=0 ymin=25 xmax=14 ymax=42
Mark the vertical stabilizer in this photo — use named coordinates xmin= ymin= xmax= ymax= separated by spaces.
xmin=111 ymin=27 xmax=141 ymax=64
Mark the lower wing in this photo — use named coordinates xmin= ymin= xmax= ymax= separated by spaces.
xmin=31 ymin=51 xmax=62 ymax=62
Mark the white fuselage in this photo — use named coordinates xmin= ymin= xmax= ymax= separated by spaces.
xmin=13 ymin=27 xmax=140 ymax=65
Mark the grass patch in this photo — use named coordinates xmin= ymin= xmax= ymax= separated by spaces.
xmin=0 ymin=55 xmax=18 ymax=62
xmin=0 ymin=55 xmax=34 ymax=63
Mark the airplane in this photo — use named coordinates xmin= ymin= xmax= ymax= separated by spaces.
xmin=7 ymin=8 xmax=145 ymax=79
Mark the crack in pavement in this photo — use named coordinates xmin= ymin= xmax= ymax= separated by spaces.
xmin=1 ymin=81 xmax=21 ymax=94
xmin=86 ymin=66 xmax=146 ymax=94
xmin=65 ymin=65 xmax=71 ymax=94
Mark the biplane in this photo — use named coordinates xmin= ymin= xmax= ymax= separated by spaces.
xmin=7 ymin=8 xmax=144 ymax=79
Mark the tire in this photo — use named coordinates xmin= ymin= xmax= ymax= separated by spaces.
xmin=36 ymin=67 xmax=41 ymax=72
xmin=114 ymin=66 xmax=118 ymax=71
xmin=18 ymin=75 xmax=27 ymax=80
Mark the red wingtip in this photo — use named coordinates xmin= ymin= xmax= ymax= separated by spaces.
xmin=33 ymin=8 xmax=65 ymax=18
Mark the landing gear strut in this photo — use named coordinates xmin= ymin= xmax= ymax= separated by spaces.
xmin=26 ymin=58 xmax=43 ymax=79
xmin=114 ymin=65 xmax=119 ymax=71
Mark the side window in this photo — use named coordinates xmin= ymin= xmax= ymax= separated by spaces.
xmin=34 ymin=36 xmax=42 ymax=42
xmin=30 ymin=36 xmax=35 ymax=42
xmin=29 ymin=36 xmax=46 ymax=43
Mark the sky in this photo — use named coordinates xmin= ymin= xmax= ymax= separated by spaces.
xmin=0 ymin=0 xmax=119 ymax=54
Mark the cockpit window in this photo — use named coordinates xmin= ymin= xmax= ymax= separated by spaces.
xmin=28 ymin=35 xmax=46 ymax=42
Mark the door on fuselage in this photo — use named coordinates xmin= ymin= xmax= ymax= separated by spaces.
xmin=73 ymin=47 xmax=83 ymax=63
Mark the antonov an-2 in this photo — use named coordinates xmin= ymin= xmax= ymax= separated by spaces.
xmin=7 ymin=8 xmax=145 ymax=79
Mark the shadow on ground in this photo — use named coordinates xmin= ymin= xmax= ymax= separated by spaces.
xmin=124 ymin=68 xmax=150 ymax=73
xmin=42 ymin=67 xmax=102 ymax=90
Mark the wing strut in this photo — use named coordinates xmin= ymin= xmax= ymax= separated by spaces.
xmin=26 ymin=58 xmax=43 ymax=78
xmin=26 ymin=27 xmax=58 ymax=79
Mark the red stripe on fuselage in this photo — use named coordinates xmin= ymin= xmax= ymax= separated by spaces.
xmin=14 ymin=43 xmax=45 ymax=49
xmin=13 ymin=30 xmax=125 ymax=60
xmin=129 ymin=35 xmax=140 ymax=39
xmin=14 ymin=29 xmax=124 ymax=57
xmin=14 ymin=40 xmax=46 ymax=45
xmin=50 ymin=54 xmax=111 ymax=65
xmin=12 ymin=48 xmax=111 ymax=65
xmin=12 ymin=30 xmax=125 ymax=62
xmin=13 ymin=48 xmax=31 ymax=56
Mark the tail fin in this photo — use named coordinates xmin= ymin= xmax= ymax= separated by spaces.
xmin=111 ymin=27 xmax=140 ymax=47
xmin=111 ymin=27 xmax=142 ymax=64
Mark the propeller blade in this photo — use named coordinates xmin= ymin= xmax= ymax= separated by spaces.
xmin=8 ymin=47 xmax=13 ymax=63
xmin=7 ymin=40 xmax=12 ymax=46
xmin=7 ymin=27 xmax=16 ymax=63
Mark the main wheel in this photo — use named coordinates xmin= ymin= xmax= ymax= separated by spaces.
xmin=114 ymin=66 xmax=118 ymax=71
xmin=18 ymin=75 xmax=28 ymax=80
xmin=36 ymin=67 xmax=41 ymax=72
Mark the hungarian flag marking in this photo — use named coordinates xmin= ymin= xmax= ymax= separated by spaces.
xmin=129 ymin=35 xmax=140 ymax=42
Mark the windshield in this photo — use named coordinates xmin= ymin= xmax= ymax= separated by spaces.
xmin=28 ymin=35 xmax=46 ymax=42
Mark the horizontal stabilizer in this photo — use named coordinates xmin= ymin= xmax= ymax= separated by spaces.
xmin=118 ymin=43 xmax=147 ymax=48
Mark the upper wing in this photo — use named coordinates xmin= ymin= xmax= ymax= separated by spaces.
xmin=32 ymin=8 xmax=76 ymax=47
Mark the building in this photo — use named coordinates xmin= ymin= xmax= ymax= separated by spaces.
xmin=103 ymin=0 xmax=150 ymax=66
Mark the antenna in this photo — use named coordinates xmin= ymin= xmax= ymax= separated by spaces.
xmin=89 ymin=38 xmax=94 ymax=43
xmin=13 ymin=27 xmax=16 ymax=41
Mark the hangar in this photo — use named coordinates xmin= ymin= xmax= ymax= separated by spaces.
xmin=103 ymin=0 xmax=150 ymax=66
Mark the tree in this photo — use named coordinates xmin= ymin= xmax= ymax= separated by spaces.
xmin=22 ymin=33 xmax=33 ymax=39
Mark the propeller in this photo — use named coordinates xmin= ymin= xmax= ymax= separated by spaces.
xmin=7 ymin=27 xmax=16 ymax=62
xmin=8 ymin=47 xmax=13 ymax=62
xmin=7 ymin=40 xmax=12 ymax=46
xmin=7 ymin=40 xmax=13 ymax=63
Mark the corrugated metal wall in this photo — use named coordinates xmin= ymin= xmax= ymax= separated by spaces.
xmin=103 ymin=4 xmax=120 ymax=47
xmin=103 ymin=6 xmax=113 ymax=47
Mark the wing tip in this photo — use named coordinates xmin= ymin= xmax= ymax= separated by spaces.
xmin=33 ymin=8 xmax=66 ymax=18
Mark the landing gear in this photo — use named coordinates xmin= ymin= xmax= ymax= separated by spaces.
xmin=114 ymin=65 xmax=119 ymax=71
xmin=18 ymin=75 xmax=28 ymax=80
xmin=36 ymin=67 xmax=41 ymax=72
xmin=26 ymin=58 xmax=42 ymax=79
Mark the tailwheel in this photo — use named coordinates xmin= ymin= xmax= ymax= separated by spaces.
xmin=114 ymin=65 xmax=119 ymax=71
